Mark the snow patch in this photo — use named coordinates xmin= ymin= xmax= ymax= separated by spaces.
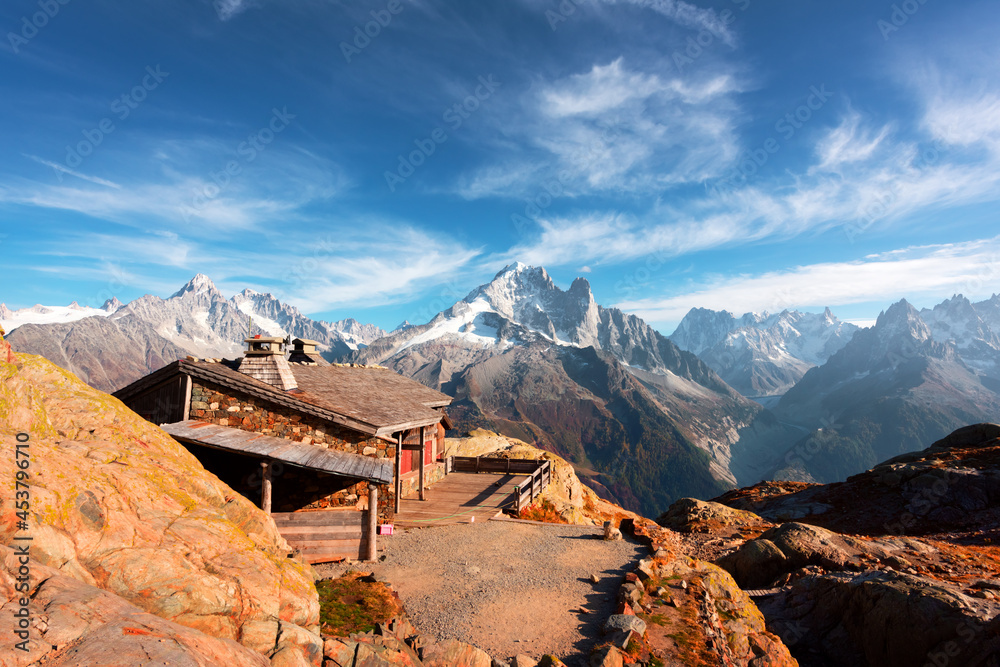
xmin=1 ymin=303 xmax=112 ymax=332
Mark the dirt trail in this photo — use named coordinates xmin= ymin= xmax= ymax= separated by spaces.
xmin=318 ymin=520 xmax=645 ymax=665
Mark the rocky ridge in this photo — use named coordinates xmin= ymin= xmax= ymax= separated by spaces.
xmin=661 ymin=423 xmax=1000 ymax=666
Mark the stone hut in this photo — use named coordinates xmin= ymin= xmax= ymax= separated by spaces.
xmin=113 ymin=336 xmax=452 ymax=562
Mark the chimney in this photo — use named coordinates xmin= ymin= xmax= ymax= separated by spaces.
xmin=288 ymin=338 xmax=329 ymax=366
xmin=237 ymin=336 xmax=298 ymax=390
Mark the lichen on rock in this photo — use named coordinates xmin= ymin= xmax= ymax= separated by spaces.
xmin=0 ymin=334 xmax=321 ymax=664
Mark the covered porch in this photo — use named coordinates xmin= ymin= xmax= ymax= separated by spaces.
xmin=162 ymin=420 xmax=392 ymax=563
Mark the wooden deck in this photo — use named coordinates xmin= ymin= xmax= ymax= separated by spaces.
xmin=394 ymin=472 xmax=528 ymax=528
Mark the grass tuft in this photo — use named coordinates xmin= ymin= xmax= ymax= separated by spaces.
xmin=316 ymin=573 xmax=401 ymax=636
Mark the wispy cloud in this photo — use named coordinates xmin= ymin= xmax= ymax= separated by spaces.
xmin=616 ymin=237 xmax=1000 ymax=328
xmin=2 ymin=141 xmax=350 ymax=234
xmin=601 ymin=0 xmax=736 ymax=46
xmin=812 ymin=112 xmax=892 ymax=173
xmin=456 ymin=57 xmax=744 ymax=198
xmin=24 ymin=154 xmax=122 ymax=189
xmin=501 ymin=77 xmax=1000 ymax=271
xmin=213 ymin=0 xmax=251 ymax=21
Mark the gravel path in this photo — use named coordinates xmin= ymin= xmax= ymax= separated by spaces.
xmin=317 ymin=520 xmax=646 ymax=665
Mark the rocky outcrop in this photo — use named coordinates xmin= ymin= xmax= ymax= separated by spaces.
xmin=758 ymin=571 xmax=1000 ymax=666
xmin=703 ymin=423 xmax=1000 ymax=666
xmin=718 ymin=522 xmax=884 ymax=589
xmin=0 ymin=334 xmax=321 ymax=664
xmin=656 ymin=497 xmax=769 ymax=534
xmin=321 ymin=615 xmax=493 ymax=667
xmin=716 ymin=424 xmax=1000 ymax=538
xmin=0 ymin=546 xmax=270 ymax=667
xmin=622 ymin=520 xmax=797 ymax=666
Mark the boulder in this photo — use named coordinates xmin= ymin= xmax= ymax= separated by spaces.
xmin=511 ymin=655 xmax=537 ymax=667
xmin=0 ymin=339 xmax=320 ymax=661
xmin=603 ymin=614 xmax=646 ymax=636
xmin=419 ymin=638 xmax=492 ymax=667
xmin=657 ymin=498 xmax=766 ymax=532
xmin=324 ymin=638 xmax=359 ymax=667
xmin=0 ymin=545 xmax=270 ymax=666
xmin=719 ymin=522 xmax=874 ymax=588
xmin=589 ymin=646 xmax=624 ymax=667
xmin=353 ymin=634 xmax=423 ymax=667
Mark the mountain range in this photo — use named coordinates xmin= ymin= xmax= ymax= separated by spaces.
xmin=3 ymin=274 xmax=385 ymax=392
xmin=6 ymin=266 xmax=1000 ymax=515
xmin=669 ymin=307 xmax=859 ymax=400
xmin=769 ymin=297 xmax=1000 ymax=482
xmin=348 ymin=263 xmax=798 ymax=513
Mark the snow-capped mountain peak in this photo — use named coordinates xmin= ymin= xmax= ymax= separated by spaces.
xmin=171 ymin=273 xmax=221 ymax=299
xmin=874 ymin=299 xmax=931 ymax=344
xmin=102 ymin=297 xmax=124 ymax=313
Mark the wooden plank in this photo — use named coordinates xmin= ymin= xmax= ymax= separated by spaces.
xmin=272 ymin=511 xmax=362 ymax=526
xmin=291 ymin=539 xmax=369 ymax=549
xmin=278 ymin=528 xmax=363 ymax=540
xmin=272 ymin=517 xmax=361 ymax=529
xmin=294 ymin=540 xmax=366 ymax=554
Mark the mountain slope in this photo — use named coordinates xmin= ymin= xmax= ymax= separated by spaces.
xmin=353 ymin=263 xmax=797 ymax=515
xmin=770 ymin=299 xmax=1000 ymax=482
xmin=670 ymin=307 xmax=858 ymax=398
xmin=6 ymin=314 xmax=190 ymax=393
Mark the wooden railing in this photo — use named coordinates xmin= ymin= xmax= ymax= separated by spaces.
xmin=446 ymin=456 xmax=553 ymax=516
xmin=510 ymin=459 xmax=552 ymax=514
xmin=450 ymin=456 xmax=546 ymax=475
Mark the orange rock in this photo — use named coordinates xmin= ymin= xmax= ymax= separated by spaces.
xmin=0 ymin=351 xmax=321 ymax=663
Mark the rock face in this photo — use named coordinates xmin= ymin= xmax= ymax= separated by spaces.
xmin=0 ymin=546 xmax=270 ymax=667
xmin=758 ymin=571 xmax=1000 ymax=666
xmin=704 ymin=423 xmax=1000 ymax=666
xmin=0 ymin=334 xmax=321 ymax=664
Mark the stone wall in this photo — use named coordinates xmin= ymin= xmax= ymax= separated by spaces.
xmin=399 ymin=462 xmax=447 ymax=500
xmin=189 ymin=379 xmax=395 ymax=522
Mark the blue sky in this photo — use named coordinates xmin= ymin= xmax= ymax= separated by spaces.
xmin=2 ymin=0 xmax=999 ymax=333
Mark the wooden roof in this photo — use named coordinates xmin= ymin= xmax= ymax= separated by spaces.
xmin=163 ymin=420 xmax=394 ymax=484
xmin=114 ymin=359 xmax=451 ymax=437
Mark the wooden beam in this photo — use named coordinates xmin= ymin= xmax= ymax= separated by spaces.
xmin=394 ymin=431 xmax=403 ymax=514
xmin=366 ymin=485 xmax=378 ymax=562
xmin=418 ymin=425 xmax=425 ymax=501
xmin=261 ymin=460 xmax=273 ymax=514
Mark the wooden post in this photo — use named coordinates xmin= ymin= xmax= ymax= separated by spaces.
xmin=394 ymin=432 xmax=403 ymax=514
xmin=260 ymin=461 xmax=272 ymax=514
xmin=366 ymin=485 xmax=378 ymax=562
xmin=418 ymin=425 xmax=426 ymax=501
xmin=182 ymin=374 xmax=192 ymax=421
